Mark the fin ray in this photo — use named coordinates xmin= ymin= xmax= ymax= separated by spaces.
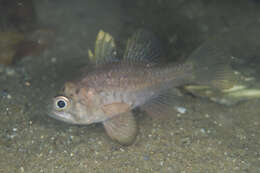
xmin=187 ymin=42 xmax=238 ymax=90
xmin=141 ymin=88 xmax=183 ymax=117
xmin=88 ymin=30 xmax=118 ymax=65
xmin=123 ymin=29 xmax=163 ymax=63
xmin=103 ymin=112 xmax=138 ymax=145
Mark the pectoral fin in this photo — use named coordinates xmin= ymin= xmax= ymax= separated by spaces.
xmin=101 ymin=102 xmax=131 ymax=116
xmin=103 ymin=112 xmax=138 ymax=145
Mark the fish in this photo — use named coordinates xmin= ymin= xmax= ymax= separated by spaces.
xmin=48 ymin=29 xmax=236 ymax=145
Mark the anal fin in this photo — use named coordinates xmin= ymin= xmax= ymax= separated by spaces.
xmin=141 ymin=88 xmax=184 ymax=118
xmin=103 ymin=112 xmax=138 ymax=145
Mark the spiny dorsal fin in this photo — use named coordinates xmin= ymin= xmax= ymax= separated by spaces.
xmin=88 ymin=30 xmax=118 ymax=66
xmin=123 ymin=29 xmax=163 ymax=63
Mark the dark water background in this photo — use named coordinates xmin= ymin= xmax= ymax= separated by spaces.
xmin=0 ymin=0 xmax=260 ymax=172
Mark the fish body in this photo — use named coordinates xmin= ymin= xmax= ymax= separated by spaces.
xmin=49 ymin=30 xmax=236 ymax=145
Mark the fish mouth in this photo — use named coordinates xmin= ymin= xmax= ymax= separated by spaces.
xmin=48 ymin=110 xmax=77 ymax=124
xmin=48 ymin=110 xmax=65 ymax=121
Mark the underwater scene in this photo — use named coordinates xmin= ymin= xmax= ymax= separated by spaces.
xmin=0 ymin=0 xmax=260 ymax=172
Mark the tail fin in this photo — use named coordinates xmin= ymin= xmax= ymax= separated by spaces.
xmin=187 ymin=42 xmax=238 ymax=90
xmin=88 ymin=30 xmax=117 ymax=65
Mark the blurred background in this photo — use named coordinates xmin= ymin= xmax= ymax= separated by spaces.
xmin=0 ymin=0 xmax=260 ymax=172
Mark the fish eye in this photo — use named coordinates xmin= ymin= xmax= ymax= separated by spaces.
xmin=57 ymin=100 xmax=66 ymax=108
xmin=54 ymin=96 xmax=70 ymax=110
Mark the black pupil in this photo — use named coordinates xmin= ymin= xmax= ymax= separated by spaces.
xmin=57 ymin=100 xmax=66 ymax=108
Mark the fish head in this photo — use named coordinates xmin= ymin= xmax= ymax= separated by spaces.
xmin=48 ymin=81 xmax=106 ymax=125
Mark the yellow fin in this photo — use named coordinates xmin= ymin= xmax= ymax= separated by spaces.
xmin=88 ymin=49 xmax=94 ymax=61
xmin=187 ymin=43 xmax=239 ymax=90
xmin=89 ymin=30 xmax=117 ymax=65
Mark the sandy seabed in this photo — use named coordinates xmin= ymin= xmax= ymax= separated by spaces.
xmin=0 ymin=0 xmax=260 ymax=172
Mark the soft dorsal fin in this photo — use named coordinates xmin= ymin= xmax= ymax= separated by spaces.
xmin=123 ymin=29 xmax=163 ymax=63
xmin=88 ymin=30 xmax=118 ymax=66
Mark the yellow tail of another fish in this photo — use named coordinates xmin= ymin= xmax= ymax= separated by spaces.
xmin=186 ymin=42 xmax=238 ymax=90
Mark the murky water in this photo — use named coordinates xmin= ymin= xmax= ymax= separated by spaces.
xmin=0 ymin=0 xmax=260 ymax=172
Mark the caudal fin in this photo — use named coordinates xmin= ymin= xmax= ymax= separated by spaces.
xmin=187 ymin=42 xmax=238 ymax=90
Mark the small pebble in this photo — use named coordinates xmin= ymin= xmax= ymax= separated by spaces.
xmin=20 ymin=167 xmax=24 ymax=173
xmin=5 ymin=68 xmax=16 ymax=76
xmin=175 ymin=106 xmax=187 ymax=114
xmin=25 ymin=82 xmax=31 ymax=86
xmin=200 ymin=128 xmax=206 ymax=134
xmin=160 ymin=161 xmax=164 ymax=166
xmin=205 ymin=114 xmax=210 ymax=118
xmin=9 ymin=134 xmax=16 ymax=139
xmin=7 ymin=94 xmax=12 ymax=99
